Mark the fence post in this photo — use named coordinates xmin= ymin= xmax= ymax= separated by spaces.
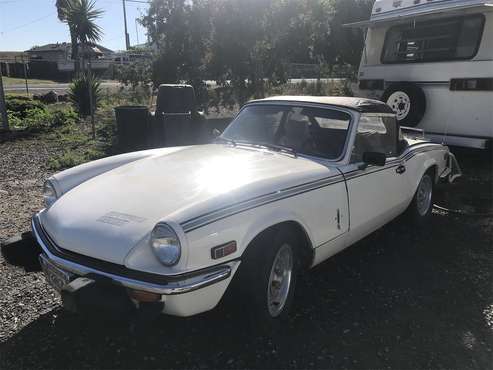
xmin=0 ymin=66 xmax=9 ymax=131
xmin=88 ymin=61 xmax=95 ymax=140
xmin=22 ymin=56 xmax=29 ymax=96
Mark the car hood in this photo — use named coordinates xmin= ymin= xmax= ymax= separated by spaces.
xmin=41 ymin=144 xmax=337 ymax=265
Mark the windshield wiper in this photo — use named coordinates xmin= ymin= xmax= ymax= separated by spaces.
xmin=214 ymin=137 xmax=236 ymax=146
xmin=235 ymin=140 xmax=297 ymax=158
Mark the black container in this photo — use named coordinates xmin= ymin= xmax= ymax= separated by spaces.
xmin=114 ymin=105 xmax=150 ymax=152
xmin=152 ymin=84 xmax=206 ymax=147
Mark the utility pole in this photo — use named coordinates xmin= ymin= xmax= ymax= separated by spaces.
xmin=0 ymin=66 xmax=9 ymax=131
xmin=135 ymin=18 xmax=140 ymax=45
xmin=122 ymin=0 xmax=131 ymax=50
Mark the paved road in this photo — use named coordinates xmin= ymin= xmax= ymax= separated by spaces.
xmin=5 ymin=78 xmax=347 ymax=93
xmin=5 ymin=81 xmax=121 ymax=93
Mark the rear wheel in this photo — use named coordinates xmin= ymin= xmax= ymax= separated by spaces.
xmin=405 ymin=171 xmax=434 ymax=223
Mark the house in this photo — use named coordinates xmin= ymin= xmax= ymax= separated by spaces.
xmin=24 ymin=43 xmax=115 ymax=78
xmin=26 ymin=43 xmax=114 ymax=62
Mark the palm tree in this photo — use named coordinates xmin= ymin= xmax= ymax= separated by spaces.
xmin=56 ymin=0 xmax=79 ymax=75
xmin=57 ymin=0 xmax=104 ymax=76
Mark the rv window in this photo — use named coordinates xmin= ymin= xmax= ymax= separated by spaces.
xmin=381 ymin=14 xmax=485 ymax=64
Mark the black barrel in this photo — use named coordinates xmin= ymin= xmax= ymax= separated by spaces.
xmin=114 ymin=105 xmax=150 ymax=152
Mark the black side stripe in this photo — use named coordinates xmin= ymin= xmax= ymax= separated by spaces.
xmin=181 ymin=174 xmax=343 ymax=227
xmin=181 ymin=175 xmax=345 ymax=232
xmin=181 ymin=143 xmax=444 ymax=233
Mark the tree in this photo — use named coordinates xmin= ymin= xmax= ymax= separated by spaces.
xmin=56 ymin=0 xmax=79 ymax=76
xmin=140 ymin=0 xmax=373 ymax=105
xmin=57 ymin=0 xmax=104 ymax=76
xmin=328 ymin=0 xmax=373 ymax=68
xmin=141 ymin=0 xmax=210 ymax=83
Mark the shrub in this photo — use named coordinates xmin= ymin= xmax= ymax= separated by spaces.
xmin=7 ymin=105 xmax=79 ymax=131
xmin=50 ymin=106 xmax=79 ymax=127
xmin=69 ymin=73 xmax=102 ymax=117
xmin=48 ymin=146 xmax=105 ymax=170
xmin=6 ymin=96 xmax=45 ymax=119
xmin=23 ymin=108 xmax=54 ymax=130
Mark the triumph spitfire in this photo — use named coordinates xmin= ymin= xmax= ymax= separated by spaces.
xmin=33 ymin=96 xmax=461 ymax=322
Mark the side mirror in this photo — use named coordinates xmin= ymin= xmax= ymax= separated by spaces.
xmin=362 ymin=152 xmax=386 ymax=167
xmin=212 ymin=128 xmax=222 ymax=138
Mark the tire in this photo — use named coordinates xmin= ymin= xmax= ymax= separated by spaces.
xmin=236 ymin=227 xmax=299 ymax=327
xmin=405 ymin=170 xmax=434 ymax=224
xmin=382 ymin=83 xmax=426 ymax=127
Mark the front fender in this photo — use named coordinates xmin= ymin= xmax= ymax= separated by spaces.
xmin=239 ymin=208 xmax=315 ymax=254
xmin=184 ymin=206 xmax=317 ymax=273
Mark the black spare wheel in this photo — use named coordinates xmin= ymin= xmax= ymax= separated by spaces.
xmin=382 ymin=83 xmax=426 ymax=127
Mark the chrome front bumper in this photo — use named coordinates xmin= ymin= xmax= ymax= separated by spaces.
xmin=32 ymin=213 xmax=238 ymax=295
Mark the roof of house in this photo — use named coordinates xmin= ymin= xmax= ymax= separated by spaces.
xmin=250 ymin=96 xmax=394 ymax=114
xmin=0 ymin=51 xmax=27 ymax=60
xmin=27 ymin=43 xmax=113 ymax=54
xmin=27 ymin=43 xmax=70 ymax=52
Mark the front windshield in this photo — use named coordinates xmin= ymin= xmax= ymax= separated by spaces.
xmin=221 ymin=104 xmax=352 ymax=159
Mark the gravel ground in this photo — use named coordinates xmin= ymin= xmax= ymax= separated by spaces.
xmin=0 ymin=136 xmax=492 ymax=369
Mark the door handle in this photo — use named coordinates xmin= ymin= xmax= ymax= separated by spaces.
xmin=396 ymin=165 xmax=406 ymax=174
xmin=336 ymin=209 xmax=341 ymax=230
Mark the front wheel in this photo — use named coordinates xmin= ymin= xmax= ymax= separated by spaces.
xmin=238 ymin=228 xmax=299 ymax=326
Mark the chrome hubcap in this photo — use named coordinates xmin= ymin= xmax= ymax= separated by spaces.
xmin=267 ymin=244 xmax=293 ymax=317
xmin=417 ymin=175 xmax=433 ymax=216
xmin=387 ymin=91 xmax=411 ymax=121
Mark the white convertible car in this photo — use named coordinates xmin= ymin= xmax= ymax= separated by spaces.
xmin=33 ymin=96 xmax=461 ymax=322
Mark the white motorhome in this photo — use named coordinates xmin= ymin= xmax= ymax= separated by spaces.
xmin=347 ymin=0 xmax=493 ymax=149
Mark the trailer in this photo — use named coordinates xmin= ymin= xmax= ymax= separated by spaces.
xmin=347 ymin=0 xmax=493 ymax=149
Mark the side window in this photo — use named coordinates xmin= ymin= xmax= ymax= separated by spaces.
xmin=381 ymin=14 xmax=485 ymax=64
xmin=351 ymin=115 xmax=397 ymax=163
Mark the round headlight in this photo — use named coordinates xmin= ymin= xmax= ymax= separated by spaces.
xmin=150 ymin=223 xmax=181 ymax=266
xmin=43 ymin=180 xmax=58 ymax=209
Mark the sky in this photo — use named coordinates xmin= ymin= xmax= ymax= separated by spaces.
xmin=0 ymin=0 xmax=150 ymax=52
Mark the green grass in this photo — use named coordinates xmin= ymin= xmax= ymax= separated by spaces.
xmin=43 ymin=105 xmax=117 ymax=170
xmin=2 ymin=76 xmax=58 ymax=86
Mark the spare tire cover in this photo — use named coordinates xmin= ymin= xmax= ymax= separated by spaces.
xmin=382 ymin=83 xmax=426 ymax=127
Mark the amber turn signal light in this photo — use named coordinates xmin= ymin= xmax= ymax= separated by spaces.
xmin=127 ymin=289 xmax=161 ymax=302
xmin=211 ymin=241 xmax=237 ymax=260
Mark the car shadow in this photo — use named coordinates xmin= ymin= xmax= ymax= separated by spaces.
xmin=1 ymin=211 xmax=491 ymax=369
xmin=0 ymin=231 xmax=42 ymax=272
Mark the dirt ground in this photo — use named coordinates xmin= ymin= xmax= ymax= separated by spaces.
xmin=0 ymin=135 xmax=492 ymax=370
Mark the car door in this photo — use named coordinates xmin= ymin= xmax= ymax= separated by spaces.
xmin=340 ymin=114 xmax=412 ymax=246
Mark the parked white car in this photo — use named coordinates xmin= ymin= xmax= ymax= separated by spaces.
xmin=33 ymin=96 xmax=461 ymax=322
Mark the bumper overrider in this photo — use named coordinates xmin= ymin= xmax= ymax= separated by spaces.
xmin=32 ymin=212 xmax=240 ymax=317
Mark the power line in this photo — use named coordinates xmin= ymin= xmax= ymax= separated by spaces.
xmin=0 ymin=12 xmax=56 ymax=35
